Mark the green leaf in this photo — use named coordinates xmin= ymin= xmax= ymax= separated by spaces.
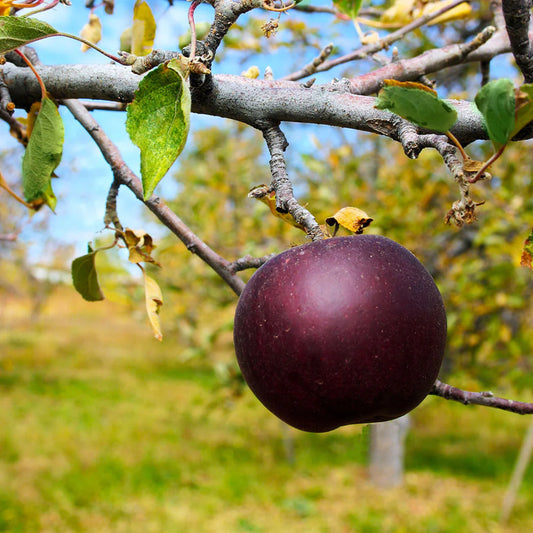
xmin=22 ymin=97 xmax=64 ymax=211
xmin=474 ymin=78 xmax=515 ymax=146
xmin=0 ymin=16 xmax=58 ymax=53
xmin=512 ymin=84 xmax=533 ymax=138
xmin=333 ymin=0 xmax=363 ymax=19
xmin=71 ymin=250 xmax=105 ymax=302
xmin=126 ymin=58 xmax=191 ymax=200
xmin=375 ymin=80 xmax=458 ymax=133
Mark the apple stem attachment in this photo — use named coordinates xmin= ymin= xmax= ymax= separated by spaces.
xmin=259 ymin=120 xmax=324 ymax=241
xmin=430 ymin=379 xmax=533 ymax=415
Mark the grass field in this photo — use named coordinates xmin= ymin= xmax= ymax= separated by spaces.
xmin=1 ymin=288 xmax=532 ymax=532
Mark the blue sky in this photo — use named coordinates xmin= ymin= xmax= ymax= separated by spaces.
xmin=7 ymin=1 xmax=340 ymax=257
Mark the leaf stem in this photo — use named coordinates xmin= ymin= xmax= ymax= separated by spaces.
xmin=188 ymin=0 xmax=202 ymax=60
xmin=468 ymin=143 xmax=507 ymax=183
xmin=446 ymin=131 xmax=469 ymax=160
xmin=0 ymin=169 xmax=33 ymax=208
xmin=14 ymin=49 xmax=46 ymax=100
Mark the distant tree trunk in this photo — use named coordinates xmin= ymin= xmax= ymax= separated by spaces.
xmin=368 ymin=414 xmax=410 ymax=488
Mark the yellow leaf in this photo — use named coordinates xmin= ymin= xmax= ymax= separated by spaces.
xmin=462 ymin=157 xmax=485 ymax=173
xmin=241 ymin=66 xmax=260 ymax=79
xmin=123 ymin=228 xmax=159 ymax=265
xmin=80 ymin=14 xmax=102 ymax=52
xmin=325 ymin=207 xmax=373 ymax=235
xmin=120 ymin=26 xmax=132 ymax=53
xmin=132 ymin=0 xmax=156 ymax=57
xmin=381 ymin=0 xmax=416 ymax=25
xmin=143 ymin=271 xmax=163 ymax=341
xmin=248 ymin=185 xmax=306 ymax=232
xmin=418 ymin=1 xmax=472 ymax=25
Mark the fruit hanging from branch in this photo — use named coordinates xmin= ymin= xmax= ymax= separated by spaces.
xmin=233 ymin=235 xmax=447 ymax=433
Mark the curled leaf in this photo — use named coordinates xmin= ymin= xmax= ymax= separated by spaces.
xmin=326 ymin=207 xmax=373 ymax=235
xmin=80 ymin=13 xmax=102 ymax=52
xmin=123 ymin=228 xmax=159 ymax=265
xmin=143 ymin=271 xmax=163 ymax=341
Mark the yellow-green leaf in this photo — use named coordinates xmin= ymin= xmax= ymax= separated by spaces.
xmin=132 ymin=0 xmax=156 ymax=57
xmin=0 ymin=16 xmax=58 ymax=54
xmin=375 ymin=80 xmax=457 ymax=133
xmin=512 ymin=84 xmax=533 ymax=138
xmin=144 ymin=271 xmax=163 ymax=341
xmin=71 ymin=249 xmax=105 ymax=302
xmin=126 ymin=59 xmax=191 ymax=200
xmin=22 ymin=97 xmax=64 ymax=211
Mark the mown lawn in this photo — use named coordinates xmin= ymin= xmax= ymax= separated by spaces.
xmin=1 ymin=289 xmax=532 ymax=532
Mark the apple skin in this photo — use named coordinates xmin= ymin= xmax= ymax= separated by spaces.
xmin=233 ymin=235 xmax=447 ymax=433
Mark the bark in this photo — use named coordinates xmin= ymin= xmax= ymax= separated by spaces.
xmin=368 ymin=415 xmax=411 ymax=488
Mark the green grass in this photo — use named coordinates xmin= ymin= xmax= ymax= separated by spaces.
xmin=1 ymin=289 xmax=533 ymax=532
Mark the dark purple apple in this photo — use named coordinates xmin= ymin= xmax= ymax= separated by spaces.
xmin=233 ymin=235 xmax=447 ymax=432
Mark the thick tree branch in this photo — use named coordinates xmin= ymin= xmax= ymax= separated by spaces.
xmin=61 ymin=98 xmax=245 ymax=296
xmin=2 ymin=64 xmax=492 ymax=146
xmin=431 ymin=380 xmax=533 ymax=414
xmin=502 ymin=0 xmax=533 ymax=82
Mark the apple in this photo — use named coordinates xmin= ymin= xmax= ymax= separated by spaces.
xmin=233 ymin=235 xmax=447 ymax=432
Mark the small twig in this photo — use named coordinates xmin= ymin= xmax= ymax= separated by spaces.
xmin=431 ymin=379 xmax=533 ymax=414
xmin=282 ymin=43 xmax=334 ymax=81
xmin=62 ymin=97 xmax=246 ymax=296
xmin=229 ymin=253 xmax=276 ymax=273
xmin=0 ymin=233 xmax=18 ymax=242
xmin=0 ymin=71 xmax=15 ymax=115
xmin=103 ymin=179 xmax=123 ymax=232
xmin=313 ymin=0 xmax=472 ymax=76
xmin=349 ymin=25 xmax=495 ymax=95
xmin=259 ymin=121 xmax=324 ymax=241
xmin=80 ymin=100 xmax=126 ymax=112
xmin=501 ymin=0 xmax=533 ymax=83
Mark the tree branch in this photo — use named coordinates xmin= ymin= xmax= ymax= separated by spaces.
xmin=259 ymin=121 xmax=324 ymax=240
xmin=431 ymin=379 xmax=533 ymax=414
xmin=349 ymin=26 xmax=495 ymax=95
xmin=502 ymin=0 xmax=533 ymax=82
xmin=61 ymin=98 xmax=246 ymax=296
xmin=2 ymin=64 xmax=493 ymax=146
